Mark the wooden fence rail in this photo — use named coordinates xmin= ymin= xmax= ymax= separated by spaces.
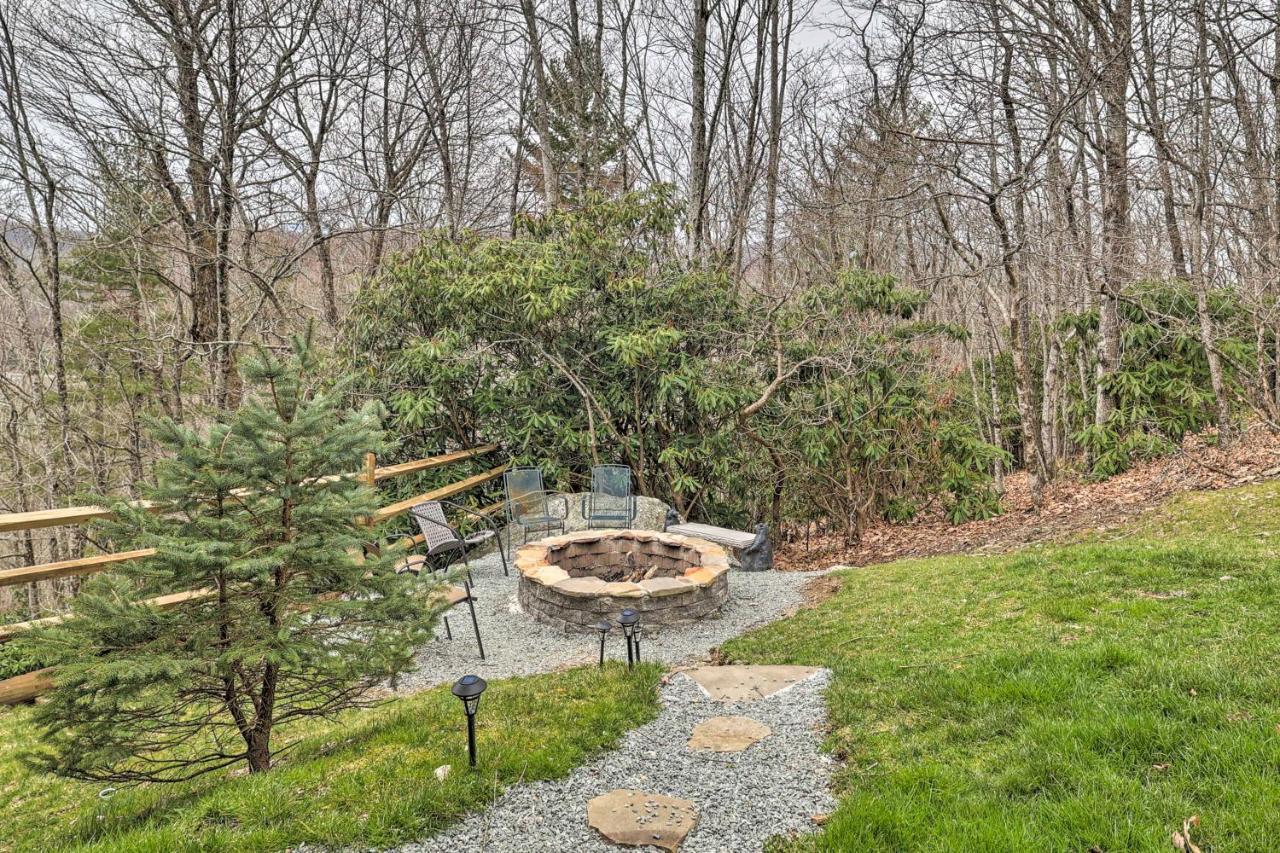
xmin=0 ymin=444 xmax=499 ymax=534
xmin=372 ymin=464 xmax=507 ymax=522
xmin=0 ymin=669 xmax=53 ymax=706
xmin=0 ymin=549 xmax=158 ymax=590
xmin=370 ymin=445 xmax=497 ymax=482
xmin=0 ymin=588 xmax=215 ymax=644
xmin=0 ymin=445 xmax=505 ymax=702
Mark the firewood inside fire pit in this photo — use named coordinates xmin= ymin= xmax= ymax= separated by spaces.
xmin=592 ymin=552 xmax=678 ymax=583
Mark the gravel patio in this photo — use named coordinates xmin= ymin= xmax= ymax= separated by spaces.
xmin=395 ymin=539 xmax=830 ymax=695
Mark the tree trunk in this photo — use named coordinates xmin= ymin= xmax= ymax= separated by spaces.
xmin=1135 ymin=0 xmax=1189 ymax=280
xmin=519 ymin=0 xmax=560 ymax=208
xmin=762 ymin=0 xmax=789 ymax=290
xmin=1092 ymin=0 xmax=1133 ymax=432
xmin=687 ymin=0 xmax=710 ymax=254
xmin=1191 ymin=0 xmax=1230 ymax=438
xmin=246 ymin=726 xmax=272 ymax=773
xmin=304 ymin=175 xmax=338 ymax=326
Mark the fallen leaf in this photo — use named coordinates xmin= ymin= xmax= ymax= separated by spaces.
xmin=1171 ymin=815 xmax=1202 ymax=853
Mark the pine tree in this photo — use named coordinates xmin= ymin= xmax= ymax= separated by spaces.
xmin=522 ymin=42 xmax=629 ymax=203
xmin=21 ymin=329 xmax=444 ymax=782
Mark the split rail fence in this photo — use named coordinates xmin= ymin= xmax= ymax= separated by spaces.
xmin=0 ymin=444 xmax=505 ymax=705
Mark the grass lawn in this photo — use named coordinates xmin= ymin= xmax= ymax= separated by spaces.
xmin=726 ymin=480 xmax=1280 ymax=852
xmin=0 ymin=664 xmax=661 ymax=852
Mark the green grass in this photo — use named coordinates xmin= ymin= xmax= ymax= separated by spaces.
xmin=0 ymin=664 xmax=661 ymax=852
xmin=727 ymin=480 xmax=1280 ymax=852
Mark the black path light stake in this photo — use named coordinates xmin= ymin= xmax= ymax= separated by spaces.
xmin=617 ymin=609 xmax=640 ymax=670
xmin=594 ymin=620 xmax=612 ymax=668
xmin=451 ymin=674 xmax=487 ymax=768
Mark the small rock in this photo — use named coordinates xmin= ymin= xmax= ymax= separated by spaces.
xmin=434 ymin=764 xmax=451 ymax=782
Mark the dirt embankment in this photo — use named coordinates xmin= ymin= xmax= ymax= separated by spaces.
xmin=777 ymin=424 xmax=1280 ymax=572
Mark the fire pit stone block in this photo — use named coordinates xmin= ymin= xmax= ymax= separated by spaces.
xmin=515 ymin=529 xmax=731 ymax=632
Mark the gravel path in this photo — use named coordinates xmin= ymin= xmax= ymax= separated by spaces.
xmin=378 ymin=543 xmax=837 ymax=852
xmin=395 ymin=547 xmax=826 ymax=694
xmin=398 ymin=668 xmax=837 ymax=853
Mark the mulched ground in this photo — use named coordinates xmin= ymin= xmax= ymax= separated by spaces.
xmin=776 ymin=423 xmax=1280 ymax=572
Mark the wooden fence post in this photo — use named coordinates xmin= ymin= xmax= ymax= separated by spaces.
xmin=362 ymin=452 xmax=377 ymax=528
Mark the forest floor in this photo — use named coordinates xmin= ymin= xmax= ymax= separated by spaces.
xmin=777 ymin=422 xmax=1280 ymax=571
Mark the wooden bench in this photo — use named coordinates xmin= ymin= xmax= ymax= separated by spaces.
xmin=663 ymin=511 xmax=773 ymax=572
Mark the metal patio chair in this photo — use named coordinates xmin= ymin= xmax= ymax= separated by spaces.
xmin=420 ymin=498 xmax=508 ymax=576
xmin=399 ymin=501 xmax=485 ymax=659
xmin=502 ymin=466 xmax=567 ymax=547
xmin=580 ymin=464 xmax=637 ymax=529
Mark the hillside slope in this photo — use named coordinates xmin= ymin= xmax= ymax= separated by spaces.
xmin=780 ymin=424 xmax=1280 ymax=570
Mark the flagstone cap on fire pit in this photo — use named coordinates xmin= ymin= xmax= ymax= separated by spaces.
xmin=514 ymin=529 xmax=732 ymax=631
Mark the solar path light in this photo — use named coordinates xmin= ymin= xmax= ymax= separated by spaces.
xmin=617 ymin=608 xmax=640 ymax=670
xmin=451 ymin=674 xmax=487 ymax=767
xmin=594 ymin=620 xmax=612 ymax=668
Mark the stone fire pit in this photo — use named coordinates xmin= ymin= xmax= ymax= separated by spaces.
xmin=515 ymin=529 xmax=731 ymax=632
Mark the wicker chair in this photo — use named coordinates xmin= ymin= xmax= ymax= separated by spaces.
xmin=424 ymin=498 xmax=507 ymax=576
xmin=502 ymin=466 xmax=567 ymax=546
xmin=400 ymin=501 xmax=485 ymax=659
xmin=580 ymin=464 xmax=637 ymax=529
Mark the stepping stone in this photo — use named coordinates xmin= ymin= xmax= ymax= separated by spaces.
xmin=687 ymin=715 xmax=771 ymax=752
xmin=685 ymin=665 xmax=821 ymax=703
xmin=587 ymin=789 xmax=698 ymax=851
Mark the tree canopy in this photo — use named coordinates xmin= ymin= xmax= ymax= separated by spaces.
xmin=345 ymin=191 xmax=1002 ymax=540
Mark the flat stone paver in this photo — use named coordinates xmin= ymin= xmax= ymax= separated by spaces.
xmin=685 ymin=665 xmax=821 ymax=702
xmin=686 ymin=716 xmax=771 ymax=753
xmin=587 ymin=789 xmax=699 ymax=851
